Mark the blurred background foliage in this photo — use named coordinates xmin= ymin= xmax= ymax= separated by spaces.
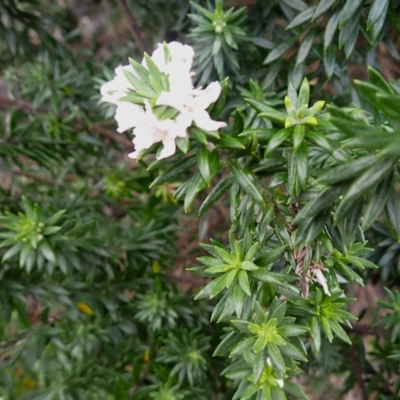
xmin=0 ymin=0 xmax=399 ymax=399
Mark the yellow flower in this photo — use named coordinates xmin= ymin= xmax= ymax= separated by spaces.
xmin=77 ymin=302 xmax=94 ymax=316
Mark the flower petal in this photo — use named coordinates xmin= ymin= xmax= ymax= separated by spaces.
xmin=313 ymin=269 xmax=331 ymax=296
xmin=175 ymin=113 xmax=192 ymax=138
xmin=158 ymin=136 xmax=176 ymax=160
xmin=115 ymin=103 xmax=145 ymax=133
xmin=115 ymin=65 xmax=136 ymax=90
xmin=144 ymin=43 xmax=167 ymax=71
xmin=167 ymin=42 xmax=195 ymax=70
xmin=193 ymin=109 xmax=226 ymax=132
xmin=156 ymin=91 xmax=187 ymax=113
xmin=193 ymin=81 xmax=222 ymax=110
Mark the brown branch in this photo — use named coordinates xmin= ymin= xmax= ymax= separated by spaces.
xmin=350 ymin=345 xmax=368 ymax=400
xmin=0 ymin=96 xmax=35 ymax=113
xmin=344 ymin=323 xmax=389 ymax=337
xmin=92 ymin=124 xmax=133 ymax=150
xmin=6 ymin=168 xmax=59 ymax=186
xmin=115 ymin=0 xmax=149 ymax=54
xmin=0 ymin=96 xmax=133 ymax=151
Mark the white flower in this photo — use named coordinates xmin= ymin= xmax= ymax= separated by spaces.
xmin=276 ymin=379 xmax=284 ymax=388
xmin=101 ymin=64 xmax=136 ymax=105
xmin=115 ymin=102 xmax=146 ymax=134
xmin=145 ymin=41 xmax=195 ymax=75
xmin=157 ymin=81 xmax=226 ymax=135
xmin=312 ymin=268 xmax=331 ymax=296
xmin=128 ymin=102 xmax=184 ymax=160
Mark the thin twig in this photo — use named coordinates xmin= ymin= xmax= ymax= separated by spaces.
xmin=0 ymin=96 xmax=133 ymax=151
xmin=344 ymin=323 xmax=389 ymax=337
xmin=350 ymin=345 xmax=368 ymax=400
xmin=92 ymin=124 xmax=133 ymax=150
xmin=0 ymin=96 xmax=34 ymax=113
xmin=5 ymin=168 xmax=59 ymax=186
xmin=115 ymin=0 xmax=149 ymax=54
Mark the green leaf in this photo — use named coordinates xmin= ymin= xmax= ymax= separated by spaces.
xmin=279 ymin=325 xmax=308 ymax=337
xmin=293 ymin=125 xmax=305 ymax=153
xmin=269 ymin=299 xmax=287 ymax=323
xmin=241 ymin=383 xmax=259 ymax=400
xmin=340 ymin=157 xmax=396 ymax=204
xmin=253 ymin=334 xmax=268 ymax=354
xmin=213 ymin=331 xmax=242 ymax=357
xmin=228 ymin=161 xmax=265 ymax=204
xmin=150 ymin=155 xmax=197 ymax=187
xmin=143 ymin=53 xmax=164 ymax=92
xmin=320 ymin=316 xmax=333 ymax=342
xmin=232 ymin=109 xmax=245 ymax=137
xmin=268 ymin=342 xmax=285 ymax=373
xmin=195 ymin=275 xmax=223 ymax=300
xmin=43 ymin=226 xmax=61 ymax=235
xmin=306 ymin=130 xmax=332 ymax=152
xmin=287 ymin=148 xmax=299 ymax=196
xmin=217 ymin=134 xmax=246 ymax=150
xmin=199 ymin=174 xmax=234 ymax=216
xmin=282 ymin=383 xmax=307 ymax=400
xmin=296 ymin=31 xmax=315 ymax=65
xmin=176 ymin=137 xmax=190 ymax=153
xmin=210 ymin=77 xmax=229 ymax=119
xmin=296 ymin=141 xmax=308 ymax=188
xmin=184 ymin=172 xmax=204 ymax=212
xmin=39 ymin=240 xmax=56 ymax=264
xmin=265 ymin=128 xmax=292 ymax=154
xmin=238 ymin=270 xmax=251 ymax=296
xmin=19 ymin=242 xmax=33 ymax=267
xmin=286 ymin=6 xmax=316 ymax=30
xmin=386 ymin=188 xmax=400 ymax=240
xmin=189 ymin=126 xmax=209 ymax=144
xmin=254 ymin=246 xmax=287 ymax=267
xmin=312 ymin=0 xmax=337 ymax=20
xmin=45 ymin=210 xmax=66 ymax=226
xmin=230 ymin=336 xmax=257 ymax=357
xmin=324 ymin=44 xmax=336 ymax=79
xmin=298 ymin=210 xmax=329 ymax=245
xmin=339 ymin=0 xmax=363 ymax=28
xmin=339 ymin=13 xmax=360 ymax=50
xmin=232 ymin=283 xmax=246 ymax=318
xmin=335 ymin=260 xmax=364 ymax=285
xmin=311 ymin=317 xmax=321 ymax=354
xmin=279 ymin=340 xmax=307 ymax=361
xmin=244 ymin=242 xmax=259 ymax=262
xmin=196 ymin=144 xmax=211 ymax=185
xmin=293 ymin=183 xmax=347 ymax=224
xmin=367 ymin=66 xmax=392 ymax=94
xmin=369 ymin=2 xmax=387 ymax=43
xmin=325 ymin=218 xmax=347 ymax=254
xmin=344 ymin=24 xmax=359 ymax=59
xmin=123 ymin=69 xmax=155 ymax=99
xmin=246 ymin=99 xmax=287 ymax=124
xmin=2 ymin=242 xmax=22 ymax=262
xmin=329 ymin=320 xmax=352 ymax=344
xmin=367 ymin=0 xmax=389 ymax=30
xmin=254 ymin=302 xmax=267 ymax=325
xmin=253 ymin=349 xmax=267 ymax=382
xmin=264 ymin=38 xmax=297 ymax=64
xmin=362 ymin=173 xmax=392 ymax=230
xmin=318 ymin=154 xmax=377 ymax=185
xmin=250 ymin=269 xmax=280 ymax=285
xmin=324 ymin=10 xmax=340 ymax=48
xmin=297 ymin=78 xmax=310 ymax=109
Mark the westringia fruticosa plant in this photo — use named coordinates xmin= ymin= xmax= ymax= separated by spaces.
xmin=1 ymin=0 xmax=400 ymax=399
xmin=100 ymin=34 xmax=400 ymax=398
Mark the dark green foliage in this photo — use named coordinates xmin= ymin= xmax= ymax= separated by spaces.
xmin=1 ymin=0 xmax=400 ymax=399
